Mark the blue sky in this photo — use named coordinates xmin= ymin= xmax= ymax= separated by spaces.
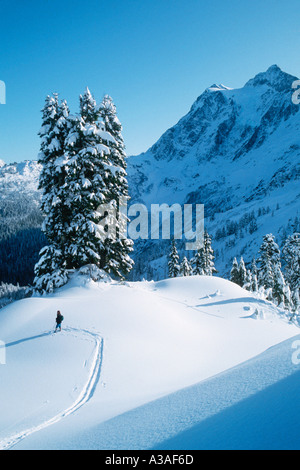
xmin=0 ymin=0 xmax=299 ymax=163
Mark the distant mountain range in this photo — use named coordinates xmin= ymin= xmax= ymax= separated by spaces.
xmin=1 ymin=65 xmax=300 ymax=284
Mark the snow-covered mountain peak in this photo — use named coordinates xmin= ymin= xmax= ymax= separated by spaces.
xmin=245 ymin=64 xmax=297 ymax=92
xmin=208 ymin=83 xmax=233 ymax=92
xmin=0 ymin=159 xmax=41 ymax=195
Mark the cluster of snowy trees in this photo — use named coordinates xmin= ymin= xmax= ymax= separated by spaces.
xmin=34 ymin=90 xmax=134 ymax=294
xmin=168 ymin=231 xmax=217 ymax=278
xmin=167 ymin=229 xmax=299 ymax=318
xmin=0 ymin=282 xmax=30 ymax=309
xmin=230 ymin=233 xmax=300 ymax=316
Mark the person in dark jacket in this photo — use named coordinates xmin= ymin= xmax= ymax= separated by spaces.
xmin=55 ymin=310 xmax=64 ymax=332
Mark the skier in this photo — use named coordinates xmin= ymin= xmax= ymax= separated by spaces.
xmin=55 ymin=310 xmax=64 ymax=333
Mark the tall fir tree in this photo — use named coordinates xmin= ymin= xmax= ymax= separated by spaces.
xmin=64 ymin=88 xmax=112 ymax=272
xmin=290 ymin=289 xmax=300 ymax=320
xmin=258 ymin=234 xmax=289 ymax=306
xmin=168 ymin=240 xmax=180 ymax=278
xmin=283 ymin=233 xmax=300 ymax=295
xmin=191 ymin=231 xmax=216 ymax=277
xmin=180 ymin=256 xmax=192 ymax=277
xmin=239 ymin=257 xmax=247 ymax=287
xmin=273 ymin=265 xmax=291 ymax=309
xmin=79 ymin=87 xmax=98 ymax=123
xmin=244 ymin=269 xmax=253 ymax=292
xmin=34 ymin=89 xmax=135 ymax=292
xmin=201 ymin=231 xmax=217 ymax=276
xmin=251 ymin=258 xmax=258 ymax=278
xmin=191 ymin=249 xmax=204 ymax=275
xmin=33 ymin=94 xmax=70 ymax=293
xmin=251 ymin=272 xmax=258 ymax=293
xmin=258 ymin=234 xmax=280 ymax=290
xmin=98 ymin=94 xmax=134 ymax=279
xmin=251 ymin=258 xmax=258 ymax=291
xmin=230 ymin=257 xmax=240 ymax=285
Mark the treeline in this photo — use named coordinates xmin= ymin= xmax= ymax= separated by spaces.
xmin=167 ymin=229 xmax=300 ymax=319
xmin=230 ymin=232 xmax=300 ymax=317
xmin=215 ymin=210 xmax=258 ymax=240
xmin=0 ymin=282 xmax=31 ymax=309
xmin=168 ymin=231 xmax=217 ymax=278
xmin=214 ymin=204 xmax=287 ymax=242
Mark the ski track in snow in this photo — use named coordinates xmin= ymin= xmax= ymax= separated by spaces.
xmin=0 ymin=327 xmax=104 ymax=451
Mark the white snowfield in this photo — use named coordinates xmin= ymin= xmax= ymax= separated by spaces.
xmin=0 ymin=275 xmax=299 ymax=450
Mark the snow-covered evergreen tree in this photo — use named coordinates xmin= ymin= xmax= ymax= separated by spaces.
xmin=191 ymin=249 xmax=204 ymax=275
xmin=98 ymin=94 xmax=134 ymax=279
xmin=244 ymin=269 xmax=253 ymax=291
xmin=34 ymin=245 xmax=68 ymax=294
xmin=33 ymin=94 xmax=70 ymax=293
xmin=79 ymin=87 xmax=98 ymax=124
xmin=34 ymin=89 xmax=135 ymax=293
xmin=191 ymin=232 xmax=216 ymax=277
xmin=258 ymin=234 xmax=289 ymax=306
xmin=230 ymin=256 xmax=252 ymax=289
xmin=290 ymin=289 xmax=300 ymax=321
xmin=251 ymin=258 xmax=258 ymax=278
xmin=168 ymin=240 xmax=180 ymax=278
xmin=64 ymin=88 xmax=112 ymax=271
xmin=258 ymin=234 xmax=280 ymax=289
xmin=180 ymin=256 xmax=192 ymax=277
xmin=230 ymin=257 xmax=240 ymax=285
xmin=283 ymin=233 xmax=300 ymax=295
xmin=239 ymin=257 xmax=247 ymax=288
xmin=251 ymin=258 xmax=258 ymax=292
xmin=272 ymin=264 xmax=290 ymax=308
xmin=200 ymin=231 xmax=217 ymax=276
xmin=251 ymin=272 xmax=258 ymax=293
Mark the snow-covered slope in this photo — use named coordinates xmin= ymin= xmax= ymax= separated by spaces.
xmin=127 ymin=65 xmax=300 ymax=279
xmin=0 ymin=275 xmax=299 ymax=450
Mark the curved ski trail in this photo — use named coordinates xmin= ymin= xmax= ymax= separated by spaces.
xmin=0 ymin=327 xmax=103 ymax=450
